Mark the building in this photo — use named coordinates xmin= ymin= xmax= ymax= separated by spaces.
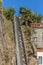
xmin=31 ymin=22 xmax=43 ymax=65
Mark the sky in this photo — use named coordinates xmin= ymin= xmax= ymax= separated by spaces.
xmin=3 ymin=0 xmax=43 ymax=16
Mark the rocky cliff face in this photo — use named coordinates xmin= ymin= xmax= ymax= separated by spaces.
xmin=0 ymin=16 xmax=16 ymax=65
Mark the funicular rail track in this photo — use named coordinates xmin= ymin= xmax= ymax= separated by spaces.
xmin=17 ymin=18 xmax=28 ymax=65
xmin=14 ymin=17 xmax=28 ymax=65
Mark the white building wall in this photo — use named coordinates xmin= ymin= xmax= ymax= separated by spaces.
xmin=31 ymin=28 xmax=43 ymax=48
xmin=37 ymin=52 xmax=43 ymax=65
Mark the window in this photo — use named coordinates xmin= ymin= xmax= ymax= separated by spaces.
xmin=34 ymin=30 xmax=37 ymax=33
xmin=38 ymin=56 xmax=42 ymax=64
xmin=34 ymin=37 xmax=37 ymax=42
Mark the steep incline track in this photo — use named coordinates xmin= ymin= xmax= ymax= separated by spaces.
xmin=14 ymin=17 xmax=28 ymax=65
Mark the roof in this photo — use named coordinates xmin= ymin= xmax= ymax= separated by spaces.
xmin=30 ymin=23 xmax=43 ymax=28
xmin=37 ymin=48 xmax=43 ymax=52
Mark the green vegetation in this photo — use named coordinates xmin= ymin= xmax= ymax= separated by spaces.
xmin=0 ymin=0 xmax=2 ymax=6
xmin=20 ymin=7 xmax=42 ymax=27
xmin=22 ymin=26 xmax=31 ymax=47
xmin=3 ymin=49 xmax=9 ymax=63
xmin=0 ymin=2 xmax=2 ymax=6
xmin=20 ymin=8 xmax=39 ymax=64
xmin=2 ymin=7 xmax=40 ymax=65
xmin=2 ymin=8 xmax=15 ymax=64
xmin=3 ymin=8 xmax=15 ymax=21
xmin=3 ymin=8 xmax=15 ymax=42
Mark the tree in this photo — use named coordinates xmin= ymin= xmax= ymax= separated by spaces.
xmin=31 ymin=14 xmax=42 ymax=23
xmin=19 ymin=7 xmax=42 ymax=27
xmin=20 ymin=7 xmax=34 ymax=27
xmin=3 ymin=8 xmax=15 ymax=21
xmin=0 ymin=0 xmax=2 ymax=6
